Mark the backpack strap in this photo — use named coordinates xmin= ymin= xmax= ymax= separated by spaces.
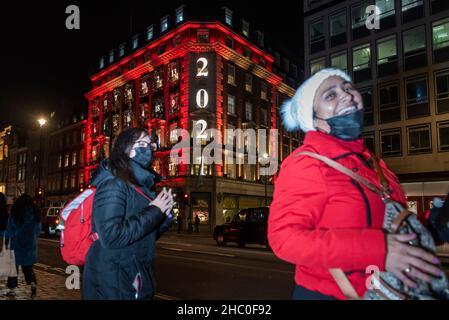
xmin=134 ymin=187 xmax=154 ymax=202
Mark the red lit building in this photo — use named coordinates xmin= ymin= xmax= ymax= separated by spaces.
xmin=85 ymin=6 xmax=300 ymax=230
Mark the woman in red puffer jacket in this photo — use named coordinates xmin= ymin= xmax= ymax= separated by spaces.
xmin=268 ymin=68 xmax=443 ymax=300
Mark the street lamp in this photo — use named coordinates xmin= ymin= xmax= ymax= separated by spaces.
xmin=262 ymin=153 xmax=269 ymax=207
xmin=37 ymin=118 xmax=47 ymax=201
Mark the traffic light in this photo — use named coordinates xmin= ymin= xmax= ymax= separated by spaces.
xmin=79 ymin=183 xmax=85 ymax=193
xmin=36 ymin=186 xmax=44 ymax=197
xmin=183 ymin=193 xmax=190 ymax=206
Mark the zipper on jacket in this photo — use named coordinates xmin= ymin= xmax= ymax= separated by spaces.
xmin=351 ymin=180 xmax=372 ymax=227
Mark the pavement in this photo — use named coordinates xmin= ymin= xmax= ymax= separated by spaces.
xmin=0 ymin=268 xmax=81 ymax=300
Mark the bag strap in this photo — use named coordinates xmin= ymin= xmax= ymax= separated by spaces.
xmin=134 ymin=187 xmax=154 ymax=202
xmin=329 ymin=269 xmax=361 ymax=300
xmin=295 ymin=151 xmax=387 ymax=198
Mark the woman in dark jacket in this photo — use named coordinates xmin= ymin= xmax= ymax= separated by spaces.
xmin=83 ymin=128 xmax=175 ymax=300
xmin=3 ymin=194 xmax=41 ymax=298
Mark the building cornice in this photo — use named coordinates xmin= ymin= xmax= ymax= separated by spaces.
xmin=86 ymin=41 xmax=296 ymax=100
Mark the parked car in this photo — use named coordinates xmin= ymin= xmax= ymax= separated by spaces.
xmin=41 ymin=207 xmax=62 ymax=237
xmin=213 ymin=207 xmax=269 ymax=248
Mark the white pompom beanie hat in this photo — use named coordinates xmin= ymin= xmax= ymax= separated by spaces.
xmin=281 ymin=68 xmax=352 ymax=132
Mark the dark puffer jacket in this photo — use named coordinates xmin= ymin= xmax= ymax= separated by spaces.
xmin=83 ymin=160 xmax=173 ymax=300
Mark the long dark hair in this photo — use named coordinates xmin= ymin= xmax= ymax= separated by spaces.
xmin=0 ymin=192 xmax=8 ymax=230
xmin=10 ymin=194 xmax=40 ymax=225
xmin=109 ymin=127 xmax=150 ymax=184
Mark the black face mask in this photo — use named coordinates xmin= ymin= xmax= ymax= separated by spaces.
xmin=316 ymin=109 xmax=364 ymax=141
xmin=131 ymin=147 xmax=152 ymax=168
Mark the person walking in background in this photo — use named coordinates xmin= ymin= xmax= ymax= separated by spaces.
xmin=195 ymin=214 xmax=200 ymax=233
xmin=0 ymin=192 xmax=8 ymax=235
xmin=177 ymin=214 xmax=183 ymax=234
xmin=2 ymin=194 xmax=41 ymax=299
xmin=83 ymin=128 xmax=175 ymax=300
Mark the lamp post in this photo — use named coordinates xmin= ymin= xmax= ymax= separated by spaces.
xmin=37 ymin=118 xmax=47 ymax=195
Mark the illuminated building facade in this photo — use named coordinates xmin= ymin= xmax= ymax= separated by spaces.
xmin=85 ymin=5 xmax=300 ymax=229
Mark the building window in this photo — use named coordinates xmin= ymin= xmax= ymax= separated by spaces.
xmin=169 ymin=92 xmax=180 ymax=115
xmin=119 ymin=43 xmax=125 ymax=57
xmin=406 ymin=76 xmax=429 ymax=118
xmin=79 ymin=150 xmax=84 ymax=165
xmin=331 ymin=51 xmax=347 ymax=72
xmin=407 ymin=124 xmax=431 ymax=154
xmin=403 ymin=26 xmax=426 ymax=70
xmin=376 ymin=0 xmax=396 ymax=29
xmin=153 ymin=68 xmax=164 ymax=91
xmin=58 ymin=155 xmax=62 ymax=169
xmin=402 ymin=0 xmax=424 ymax=23
xmin=261 ymin=82 xmax=268 ymax=100
xmin=435 ymin=70 xmax=449 ymax=114
xmin=310 ymin=57 xmax=325 ymax=75
xmin=245 ymin=102 xmax=253 ymax=121
xmin=256 ymin=31 xmax=264 ymax=47
xmin=362 ymin=132 xmax=375 ymax=153
xmin=242 ymin=19 xmax=250 ymax=37
xmin=197 ymin=29 xmax=209 ymax=43
xmin=225 ymin=36 xmax=234 ymax=49
xmin=175 ymin=6 xmax=184 ymax=24
xmin=161 ymin=16 xmax=169 ymax=33
xmin=224 ymin=7 xmax=233 ymax=26
xmin=169 ymin=125 xmax=179 ymax=145
xmin=227 ymin=63 xmax=236 ymax=85
xmin=433 ymin=18 xmax=449 ymax=63
xmin=146 ymin=25 xmax=154 ymax=41
xmin=351 ymin=1 xmax=370 ymax=40
xmin=310 ymin=19 xmax=325 ymax=54
xmin=377 ymin=35 xmax=398 ymax=77
xmin=64 ymin=174 xmax=69 ymax=190
xmin=431 ymin=0 xmax=449 ymax=14
xmin=132 ymin=35 xmax=139 ymax=50
xmin=168 ymin=157 xmax=178 ymax=177
xmin=381 ymin=128 xmax=402 ymax=157
xmin=71 ymin=174 xmax=77 ymax=189
xmin=168 ymin=60 xmax=180 ymax=84
xmin=437 ymin=121 xmax=449 ymax=152
xmin=360 ymin=88 xmax=373 ymax=126
xmin=379 ymin=82 xmax=401 ymax=123
xmin=227 ymin=95 xmax=236 ymax=115
xmin=226 ymin=123 xmax=236 ymax=146
xmin=99 ymin=56 xmax=105 ymax=69
xmin=330 ymin=11 xmax=346 ymax=47
xmin=352 ymin=43 xmax=371 ymax=82
xmin=72 ymin=152 xmax=77 ymax=166
xmin=64 ymin=154 xmax=70 ymax=168
xmin=261 ymin=108 xmax=268 ymax=126
xmin=245 ymin=74 xmax=252 ymax=92
xmin=108 ymin=50 xmax=114 ymax=64
xmin=157 ymin=44 xmax=166 ymax=55
xmin=243 ymin=46 xmax=251 ymax=59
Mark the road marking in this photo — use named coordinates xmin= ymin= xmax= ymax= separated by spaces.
xmin=158 ymin=241 xmax=193 ymax=247
xmin=158 ymin=253 xmax=294 ymax=275
xmin=154 ymin=293 xmax=177 ymax=300
xmin=160 ymin=247 xmax=236 ymax=258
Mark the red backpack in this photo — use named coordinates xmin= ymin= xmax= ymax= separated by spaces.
xmin=59 ymin=186 xmax=154 ymax=266
xmin=59 ymin=188 xmax=98 ymax=266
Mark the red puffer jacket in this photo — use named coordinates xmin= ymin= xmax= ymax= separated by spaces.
xmin=268 ymin=131 xmax=407 ymax=300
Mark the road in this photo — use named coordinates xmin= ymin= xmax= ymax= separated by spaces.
xmin=36 ymin=232 xmax=295 ymax=300
xmin=35 ymin=232 xmax=449 ymax=300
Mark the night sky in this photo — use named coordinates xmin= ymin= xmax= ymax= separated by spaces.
xmin=0 ymin=0 xmax=303 ymax=130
